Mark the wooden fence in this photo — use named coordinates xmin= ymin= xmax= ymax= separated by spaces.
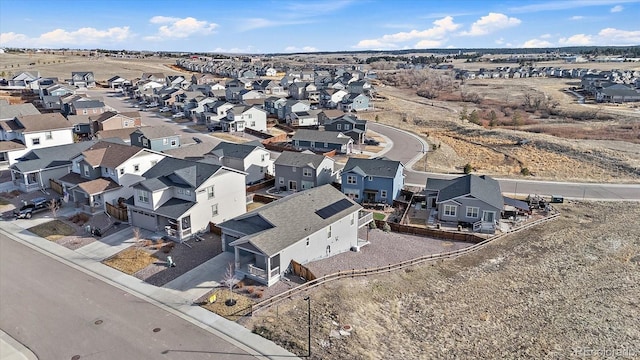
xmin=49 ymin=179 xmax=63 ymax=195
xmin=209 ymin=222 xmax=222 ymax=235
xmin=105 ymin=202 xmax=128 ymax=222
xmin=289 ymin=260 xmax=317 ymax=281
xmin=253 ymin=193 xmax=279 ymax=204
xmin=246 ymin=178 xmax=275 ymax=193
xmin=250 ymin=213 xmax=560 ymax=314
xmin=244 ymin=128 xmax=273 ymax=139
xmin=374 ymin=220 xmax=485 ymax=243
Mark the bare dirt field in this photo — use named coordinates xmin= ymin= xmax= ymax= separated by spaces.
xmin=243 ymin=201 xmax=640 ymax=359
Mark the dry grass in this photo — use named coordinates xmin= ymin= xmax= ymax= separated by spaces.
xmin=28 ymin=220 xmax=76 ymax=241
xmin=247 ymin=202 xmax=268 ymax=212
xmin=103 ymin=247 xmax=157 ymax=275
xmin=201 ymin=289 xmax=255 ymax=320
xmin=210 ymin=133 xmax=251 ymax=143
xmin=188 ymin=124 xmax=208 ymax=132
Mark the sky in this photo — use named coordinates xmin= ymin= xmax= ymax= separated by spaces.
xmin=0 ymin=0 xmax=639 ymax=53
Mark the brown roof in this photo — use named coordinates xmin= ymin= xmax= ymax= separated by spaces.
xmin=321 ymin=109 xmax=345 ymax=119
xmin=0 ymin=139 xmax=26 ymax=152
xmin=119 ymin=111 xmax=140 ymax=119
xmin=16 ymin=113 xmax=73 ymax=133
xmin=67 ymin=114 xmax=92 ymax=125
xmin=82 ymin=142 xmax=142 ymax=168
xmin=96 ymin=128 xmax=137 ymax=141
xmin=90 ymin=111 xmax=118 ymax=122
xmin=59 ymin=172 xmax=120 ymax=195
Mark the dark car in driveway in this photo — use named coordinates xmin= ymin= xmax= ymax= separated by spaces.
xmin=14 ymin=197 xmax=61 ymax=219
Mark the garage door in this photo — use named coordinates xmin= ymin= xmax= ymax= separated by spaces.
xmin=223 ymin=234 xmax=239 ymax=253
xmin=130 ymin=209 xmax=157 ymax=231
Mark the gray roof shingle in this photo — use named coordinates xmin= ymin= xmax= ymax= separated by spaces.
xmin=434 ymin=174 xmax=503 ymax=209
xmin=211 ymin=140 xmax=264 ymax=160
xmin=343 ymin=157 xmax=402 ymax=178
xmin=292 ymin=129 xmax=352 ymax=145
xmin=274 ymin=151 xmax=328 ymax=169
xmin=137 ymin=157 xmax=223 ymax=189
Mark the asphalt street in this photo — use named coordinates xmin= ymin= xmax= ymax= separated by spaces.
xmin=0 ymin=235 xmax=255 ymax=360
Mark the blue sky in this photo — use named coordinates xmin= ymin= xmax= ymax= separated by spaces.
xmin=0 ymin=0 xmax=639 ymax=53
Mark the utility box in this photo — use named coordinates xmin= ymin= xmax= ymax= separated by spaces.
xmin=550 ymin=195 xmax=564 ymax=203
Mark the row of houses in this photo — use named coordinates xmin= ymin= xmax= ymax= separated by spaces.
xmin=455 ymin=66 xmax=640 ymax=86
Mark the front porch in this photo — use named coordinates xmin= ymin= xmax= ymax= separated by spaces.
xmin=233 ymin=243 xmax=281 ymax=287
xmin=12 ymin=170 xmax=44 ymax=193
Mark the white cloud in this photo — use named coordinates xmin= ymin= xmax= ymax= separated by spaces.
xmin=521 ymin=38 xmax=553 ymax=48
xmin=238 ymin=18 xmax=310 ymax=32
xmin=460 ymin=13 xmax=521 ymax=36
xmin=0 ymin=27 xmax=132 ymax=47
xmin=495 ymin=38 xmax=504 ymax=45
xmin=353 ymin=16 xmax=460 ymax=49
xmin=414 ymin=39 xmax=445 ymax=48
xmin=509 ymin=0 xmax=638 ymax=13
xmin=558 ymin=34 xmax=593 ymax=45
xmin=145 ymin=16 xmax=217 ymax=40
xmin=570 ymin=15 xmax=585 ymax=20
xmin=284 ymin=46 xmax=319 ymax=52
xmin=598 ymin=27 xmax=640 ymax=44
xmin=610 ymin=5 xmax=624 ymax=12
xmin=540 ymin=33 xmax=552 ymax=39
xmin=212 ymin=46 xmax=257 ymax=53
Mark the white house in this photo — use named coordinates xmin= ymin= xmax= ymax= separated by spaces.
xmin=128 ymin=157 xmax=247 ymax=242
xmin=221 ymin=105 xmax=268 ymax=132
xmin=0 ymin=113 xmax=74 ymax=164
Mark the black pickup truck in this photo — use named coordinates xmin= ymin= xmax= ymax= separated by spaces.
xmin=14 ymin=197 xmax=61 ymax=219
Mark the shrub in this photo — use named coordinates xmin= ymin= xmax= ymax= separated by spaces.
xmin=463 ymin=163 xmax=473 ymax=174
xmin=255 ymin=290 xmax=264 ymax=299
xmin=521 ymin=167 xmax=531 ymax=176
xmin=382 ymin=222 xmax=391 ymax=232
xmin=369 ymin=221 xmax=377 ymax=230
xmin=246 ymin=286 xmax=255 ymax=294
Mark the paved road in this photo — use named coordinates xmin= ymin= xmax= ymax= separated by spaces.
xmin=369 ymin=123 xmax=640 ymax=201
xmin=0 ymin=235 xmax=255 ymax=360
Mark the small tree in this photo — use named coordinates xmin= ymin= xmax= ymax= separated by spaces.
xmin=374 ymin=114 xmax=379 ymax=122
xmin=222 ymin=263 xmax=239 ymax=306
xmin=489 ymin=110 xmax=497 ymax=127
xmin=133 ymin=227 xmax=143 ymax=259
xmin=469 ymin=110 xmax=480 ymax=125
xmin=459 ymin=105 xmax=468 ymax=122
xmin=463 ymin=163 xmax=473 ymax=174
xmin=48 ymin=199 xmax=58 ymax=219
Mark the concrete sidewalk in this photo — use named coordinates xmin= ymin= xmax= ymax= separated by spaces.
xmin=0 ymin=330 xmax=38 ymax=360
xmin=75 ymin=227 xmax=153 ymax=261
xmin=163 ymin=252 xmax=235 ymax=299
xmin=0 ymin=220 xmax=298 ymax=360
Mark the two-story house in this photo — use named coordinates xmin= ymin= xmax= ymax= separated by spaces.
xmin=219 ymin=184 xmax=372 ymax=286
xmin=58 ymin=141 xmax=166 ymax=211
xmin=278 ymin=99 xmax=310 ymax=121
xmin=0 ymin=113 xmax=74 ymax=165
xmin=291 ymin=129 xmax=354 ymax=154
xmin=70 ymin=99 xmax=106 ymax=116
xmin=70 ymin=71 xmax=96 ymax=88
xmin=130 ymin=127 xmax=180 ymax=152
xmin=274 ymin=151 xmax=336 ymax=192
xmin=221 ymin=105 xmax=267 ymax=132
xmin=129 ymin=157 xmax=247 ymax=242
xmin=339 ymin=93 xmax=370 ymax=112
xmin=425 ymin=174 xmax=503 ymax=233
xmin=323 ymin=114 xmax=368 ymax=143
xmin=94 ymin=111 xmax=141 ymax=131
xmin=341 ymin=157 xmax=404 ymax=205
xmin=207 ymin=141 xmax=273 ymax=184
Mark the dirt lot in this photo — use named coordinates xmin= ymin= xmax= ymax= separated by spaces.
xmin=243 ymin=201 xmax=640 ymax=359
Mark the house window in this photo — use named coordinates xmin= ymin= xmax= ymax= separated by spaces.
xmin=303 ymin=168 xmax=312 ymax=177
xmin=181 ymin=216 xmax=191 ymax=230
xmin=133 ymin=164 xmax=140 ymax=172
xmin=211 ymin=204 xmax=219 ymax=216
xmin=137 ymin=190 xmax=149 ymax=203
xmin=123 ymin=120 xmax=130 ymax=127
xmin=207 ymin=185 xmax=215 ymax=199
xmin=83 ymin=165 xmax=90 ymax=176
xmin=347 ymin=175 xmax=357 ymax=184
xmin=45 ymin=131 xmax=52 ymax=140
xmin=381 ymin=190 xmax=387 ymax=198
xmin=327 ymin=226 xmax=332 ymax=238
xmin=261 ymin=154 xmax=266 ymax=162
xmin=177 ymin=188 xmax=183 ymax=195
xmin=119 ymin=168 xmax=124 ymax=175
xmin=337 ymin=124 xmax=342 ymax=130
xmin=444 ymin=204 xmax=457 ymax=217
xmin=344 ymin=124 xmax=350 ymax=130
xmin=250 ymin=121 xmax=255 ymax=127
xmin=32 ymin=138 xmax=40 ymax=145
xmin=466 ymin=206 xmax=479 ymax=218
xmin=171 ymin=139 xmax=177 ymax=146
xmin=184 ymin=189 xmax=191 ymax=196
xmin=367 ymin=176 xmax=373 ymax=181
xmin=163 ymin=138 xmax=169 ymax=145
xmin=279 ymin=177 xmax=284 ymax=184
xmin=324 ymin=142 xmax=328 ymax=148
xmin=142 ymin=138 xmax=148 ymax=146
xmin=82 ymin=110 xmax=87 ymax=115
xmin=310 ymin=142 xmax=315 ymax=148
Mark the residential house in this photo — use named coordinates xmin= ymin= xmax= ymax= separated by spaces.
xmin=340 ymin=157 xmax=404 ymax=205
xmin=425 ymin=174 xmax=503 ymax=233
xmin=319 ymin=88 xmax=348 ymax=109
xmin=191 ymin=73 xmax=218 ymax=85
xmin=264 ymin=97 xmax=287 ymax=117
xmin=274 ymin=151 xmax=336 ymax=192
xmin=0 ymin=113 xmax=74 ymax=165
xmin=141 ymin=72 xmax=166 ymax=84
xmin=317 ymin=109 xmax=345 ymax=125
xmin=8 ymin=72 xmax=39 ymax=88
xmin=291 ymin=129 xmax=354 ymax=154
xmin=130 ymin=127 xmax=180 ymax=152
xmin=70 ymin=99 xmax=106 ymax=116
xmin=66 ymin=115 xmax=93 ymax=139
xmin=218 ymin=184 xmax=372 ymax=286
xmin=59 ymin=141 xmax=166 ymax=212
xmin=221 ymin=105 xmax=268 ymax=132
xmin=279 ymin=99 xmax=310 ymax=121
xmin=286 ymin=110 xmax=321 ymax=128
xmin=323 ymin=114 xmax=368 ymax=143
xmin=70 ymin=71 xmax=96 ymax=88
xmin=348 ymin=80 xmax=372 ymax=94
xmin=265 ymin=67 xmax=277 ymax=77
xmin=0 ymin=103 xmax=40 ymax=121
xmin=596 ymin=84 xmax=640 ymax=103
xmin=201 ymin=101 xmax=234 ymax=124
xmin=339 ymin=93 xmax=370 ymax=112
xmin=10 ymin=140 xmax=102 ymax=192
xmin=208 ymin=141 xmax=273 ymax=184
xmin=129 ymin=157 xmax=247 ymax=242
xmin=94 ymin=111 xmax=141 ymax=131
xmin=107 ymin=76 xmax=129 ymax=89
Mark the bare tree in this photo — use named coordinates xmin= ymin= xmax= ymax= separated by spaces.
xmin=222 ymin=262 xmax=239 ymax=306
xmin=132 ymin=227 xmax=143 ymax=259
xmin=48 ymin=199 xmax=58 ymax=219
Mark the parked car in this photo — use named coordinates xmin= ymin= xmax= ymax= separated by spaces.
xmin=207 ymin=123 xmax=222 ymax=132
xmin=14 ymin=197 xmax=61 ymax=219
xmin=146 ymin=102 xmax=159 ymax=108
xmin=159 ymin=106 xmax=171 ymax=113
xmin=364 ymin=138 xmax=380 ymax=146
xmin=192 ymin=137 xmax=202 ymax=143
xmin=172 ymin=112 xmax=185 ymax=119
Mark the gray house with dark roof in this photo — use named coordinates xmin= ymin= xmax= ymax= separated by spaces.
xmin=425 ymin=174 xmax=503 ymax=233
xmin=218 ymin=184 xmax=372 ymax=286
xmin=130 ymin=126 xmax=180 ymax=152
xmin=129 ymin=157 xmax=247 ymax=242
xmin=291 ymin=129 xmax=354 ymax=154
xmin=323 ymin=114 xmax=367 ymax=143
xmin=207 ymin=141 xmax=273 ymax=184
xmin=274 ymin=151 xmax=336 ymax=191
xmin=341 ymin=157 xmax=404 ymax=205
